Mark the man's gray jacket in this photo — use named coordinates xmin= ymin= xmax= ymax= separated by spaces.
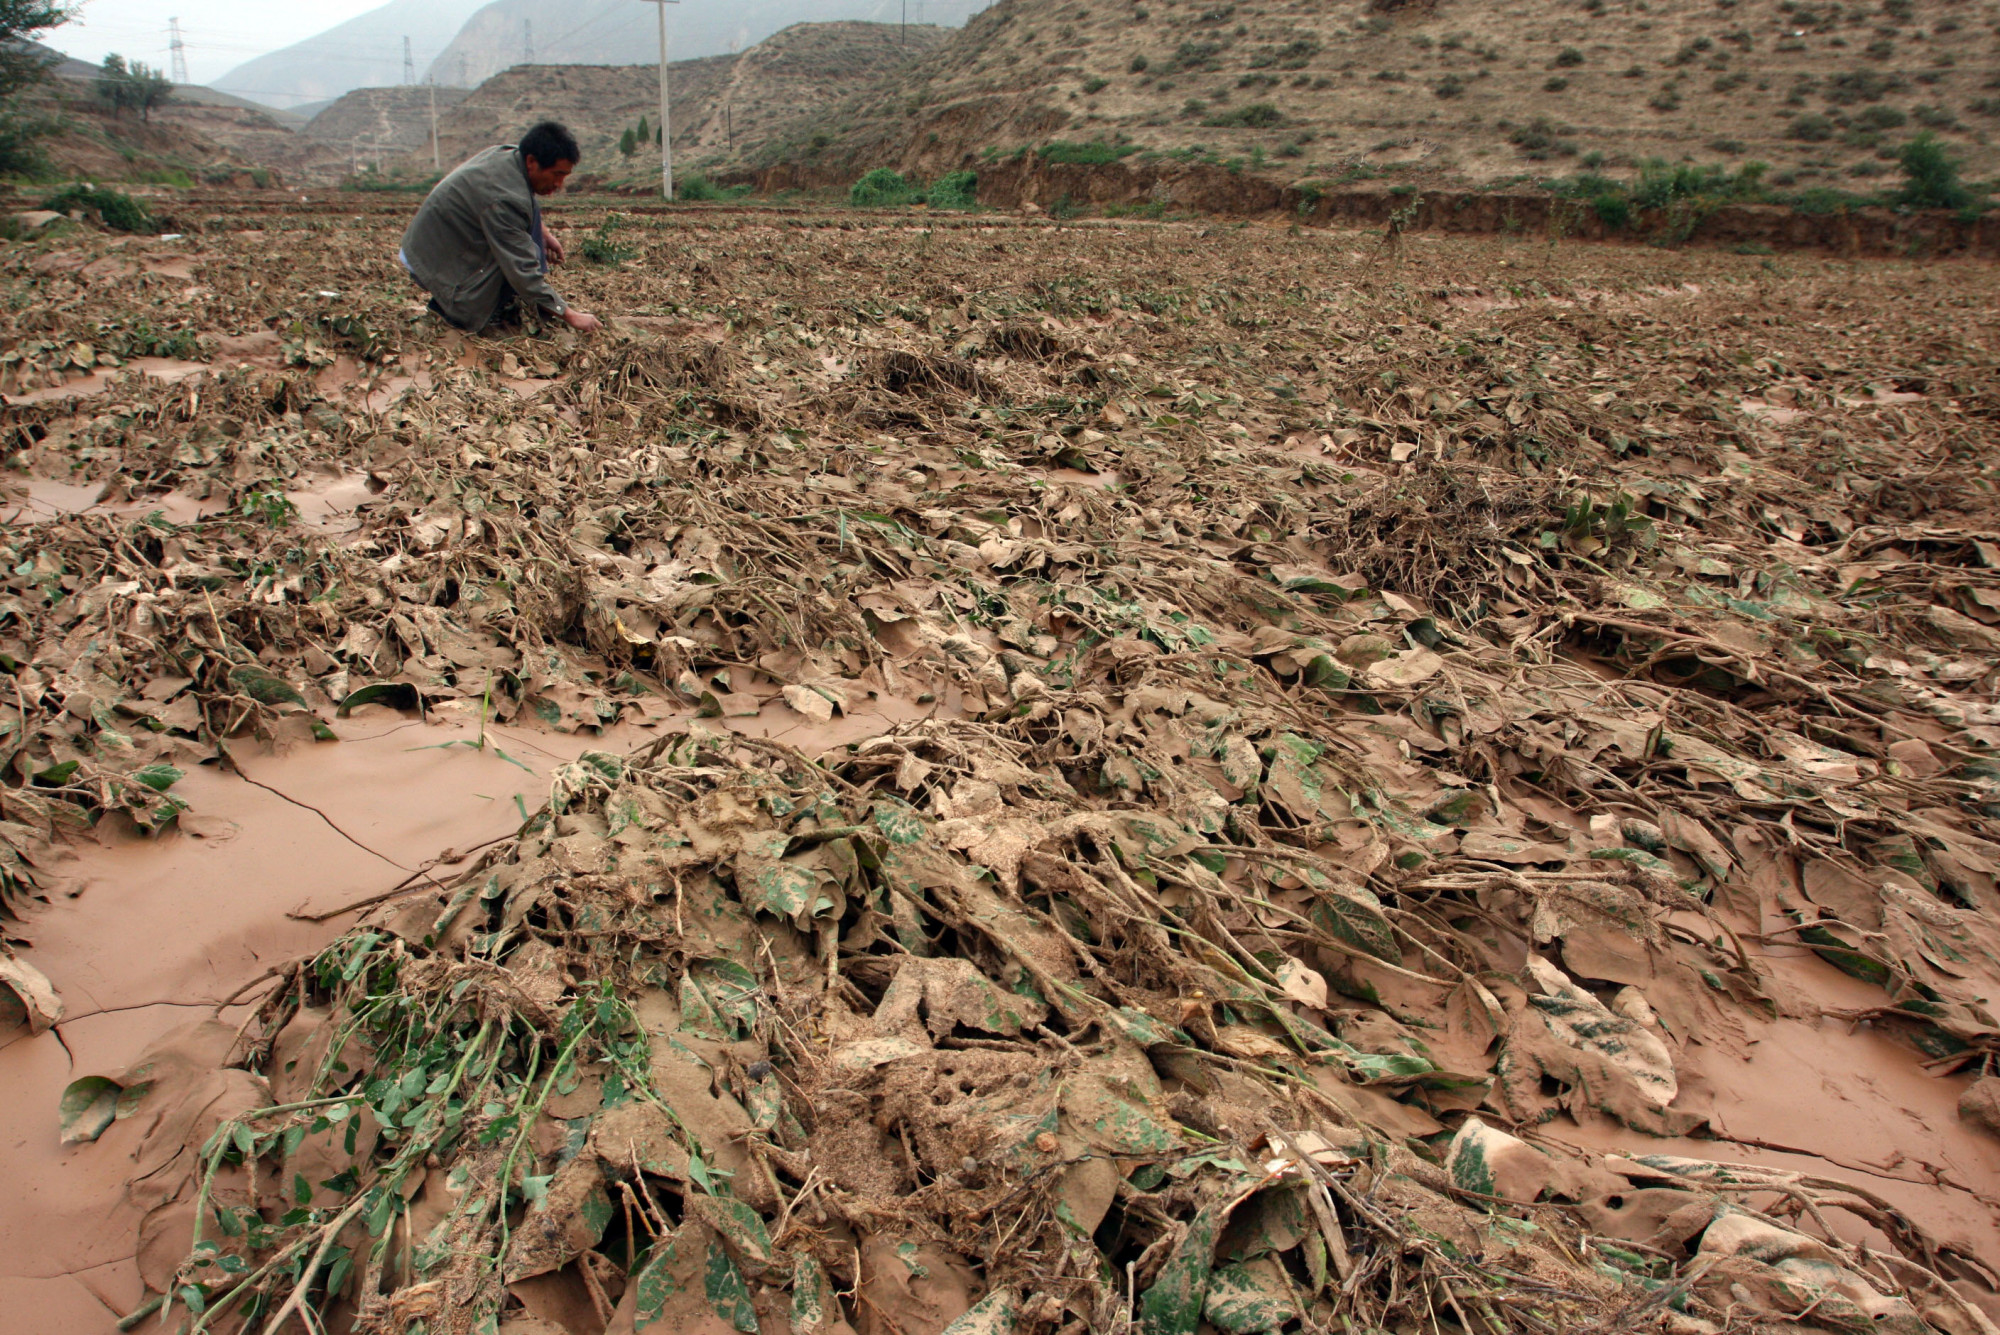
xmin=400 ymin=145 xmax=566 ymax=330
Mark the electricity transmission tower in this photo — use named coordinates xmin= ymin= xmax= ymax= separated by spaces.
xmin=403 ymin=37 xmax=415 ymax=84
xmin=524 ymin=19 xmax=535 ymax=64
xmin=168 ymin=17 xmax=188 ymax=85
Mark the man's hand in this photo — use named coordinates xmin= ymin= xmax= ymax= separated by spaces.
xmin=542 ymin=221 xmax=565 ymax=266
xmin=562 ymin=308 xmax=602 ymax=333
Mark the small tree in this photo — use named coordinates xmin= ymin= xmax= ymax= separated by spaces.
xmin=94 ymin=53 xmax=133 ymax=116
xmin=130 ymin=59 xmax=171 ymax=120
xmin=636 ymin=114 xmax=649 ymax=145
xmin=1895 ymin=131 xmax=1974 ymax=211
xmin=0 ymin=1 xmax=76 ymax=172
xmin=618 ymin=126 xmax=637 ymax=158
xmin=96 ymin=54 xmax=171 ymax=121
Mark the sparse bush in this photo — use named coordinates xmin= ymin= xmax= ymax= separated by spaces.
xmin=1847 ymin=160 xmax=1888 ymax=177
xmin=1789 ymin=185 xmax=1868 ymax=213
xmin=925 ymin=169 xmax=978 ymax=209
xmin=1555 ymin=46 xmax=1584 ymax=67
xmin=1825 ymin=71 xmax=1905 ymax=105
xmin=1912 ymin=104 xmax=1957 ymax=128
xmin=849 ymin=168 xmax=916 ymax=207
xmin=1789 ymin=113 xmax=1835 ymax=141
xmin=1856 ymin=105 xmax=1907 ymax=130
xmin=1435 ymin=74 xmax=1467 ymax=97
xmin=1895 ymin=131 xmax=1977 ymax=210
xmin=41 ymin=183 xmax=151 ymax=232
xmin=1510 ymin=117 xmax=1576 ymax=159
xmin=1129 ymin=53 xmax=1149 ymax=73
xmin=1864 ymin=38 xmax=1894 ymax=60
xmin=1037 ymin=140 xmax=1140 ymax=165
xmin=1544 ymin=76 xmax=1569 ymax=92
xmin=1970 ymin=98 xmax=2000 ymax=118
xmin=1649 ymin=88 xmax=1682 ymax=112
xmin=677 ymin=174 xmax=726 ymax=201
xmin=1374 ymin=69 xmax=1406 ymax=82
xmin=1204 ymin=101 xmax=1283 ymax=127
xmin=1168 ymin=40 xmax=1224 ymax=72
xmin=1622 ymin=64 xmax=1645 ymax=78
xmin=1709 ymin=137 xmax=1744 ymax=154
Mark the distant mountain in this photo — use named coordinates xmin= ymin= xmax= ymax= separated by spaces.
xmin=426 ymin=0 xmax=987 ymax=88
xmin=212 ymin=0 xmax=491 ymax=110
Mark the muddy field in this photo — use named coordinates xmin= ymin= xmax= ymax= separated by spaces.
xmin=2 ymin=200 xmax=2000 ymax=1335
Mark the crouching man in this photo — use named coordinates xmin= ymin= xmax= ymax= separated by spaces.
xmin=400 ymin=120 xmax=602 ymax=335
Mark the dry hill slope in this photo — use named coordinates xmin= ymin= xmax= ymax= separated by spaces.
xmin=755 ymin=0 xmax=2000 ymax=192
xmin=301 ymin=84 xmax=475 ymax=162
xmin=428 ymin=0 xmax=985 ymax=87
xmin=390 ymin=22 xmax=948 ymax=181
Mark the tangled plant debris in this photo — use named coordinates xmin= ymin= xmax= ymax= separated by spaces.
xmin=6 ymin=200 xmax=2000 ymax=1335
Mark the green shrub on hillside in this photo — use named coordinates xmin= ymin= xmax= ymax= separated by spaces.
xmin=850 ymin=168 xmax=916 ymax=207
xmin=1037 ymin=141 xmax=1139 ymax=165
xmin=41 ymin=183 xmax=151 ymax=232
xmin=1203 ymin=102 xmax=1282 ymax=128
xmin=1894 ymin=131 xmax=1980 ymax=212
xmin=925 ymin=170 xmax=979 ymax=209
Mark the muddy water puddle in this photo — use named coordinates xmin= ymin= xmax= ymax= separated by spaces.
xmin=1538 ymin=938 xmax=2000 ymax=1303
xmin=0 ymin=692 xmax=959 ymax=1332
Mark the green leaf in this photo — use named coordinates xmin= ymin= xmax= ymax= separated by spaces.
xmin=790 ymin=1255 xmax=835 ymax=1335
xmin=632 ymin=1237 xmax=686 ymax=1326
xmin=872 ymin=800 xmax=926 ymax=846
xmin=229 ymin=664 xmax=308 ymax=707
xmin=1140 ymin=1197 xmax=1230 ymax=1335
xmin=131 ymin=763 xmax=184 ymax=792
xmin=57 ymin=1075 xmax=121 ymax=1145
xmin=742 ymin=858 xmax=818 ymax=920
xmin=337 ymin=681 xmax=418 ymax=716
xmin=690 ymin=1195 xmax=772 ymax=1267
xmin=1203 ymin=1262 xmax=1298 ymax=1334
xmin=942 ymin=1287 xmax=1021 ymax=1335
xmin=704 ymin=1241 xmax=759 ymax=1333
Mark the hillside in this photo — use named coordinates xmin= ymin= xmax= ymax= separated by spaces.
xmin=428 ymin=0 xmax=983 ymax=88
xmin=3 ymin=69 xmax=297 ymax=187
xmin=300 ymin=84 xmax=474 ymax=160
xmin=387 ymin=22 xmax=948 ymax=181
xmin=211 ymin=0 xmax=490 ymax=111
xmin=755 ymin=0 xmax=2000 ymax=194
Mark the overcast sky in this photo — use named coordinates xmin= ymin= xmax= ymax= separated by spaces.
xmin=48 ymin=1 xmax=388 ymax=86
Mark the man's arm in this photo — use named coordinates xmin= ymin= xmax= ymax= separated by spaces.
xmin=478 ymin=197 xmax=568 ymax=316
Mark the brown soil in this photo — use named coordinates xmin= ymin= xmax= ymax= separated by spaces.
xmin=3 ymin=196 xmax=2000 ymax=1335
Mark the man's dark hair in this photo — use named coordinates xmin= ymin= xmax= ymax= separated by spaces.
xmin=520 ymin=121 xmax=581 ymax=168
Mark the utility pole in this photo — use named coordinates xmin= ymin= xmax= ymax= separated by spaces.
xmin=640 ymin=1 xmax=680 ymax=200
xmin=403 ymin=36 xmax=415 ymax=85
xmin=168 ymin=17 xmax=188 ymax=85
xmin=428 ymin=77 xmax=440 ymax=171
